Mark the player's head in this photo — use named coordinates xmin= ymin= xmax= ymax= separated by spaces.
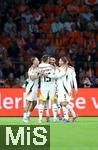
xmin=41 ymin=55 xmax=50 ymax=63
xmin=49 ymin=56 xmax=56 ymax=66
xmin=31 ymin=57 xmax=39 ymax=66
xmin=59 ymin=56 xmax=68 ymax=66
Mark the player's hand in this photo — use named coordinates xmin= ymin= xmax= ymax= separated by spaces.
xmin=38 ymin=70 xmax=44 ymax=76
xmin=43 ymin=73 xmax=48 ymax=77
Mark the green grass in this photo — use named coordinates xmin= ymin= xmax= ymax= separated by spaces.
xmin=0 ymin=117 xmax=98 ymax=150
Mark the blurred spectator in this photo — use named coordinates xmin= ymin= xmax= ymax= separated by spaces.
xmin=78 ymin=70 xmax=85 ymax=87
xmin=2 ymin=59 xmax=15 ymax=79
xmin=0 ymin=69 xmax=4 ymax=87
xmin=74 ymin=47 xmax=85 ymax=72
xmin=0 ymin=0 xmax=98 ymax=88
xmin=60 ymin=9 xmax=70 ymax=23
xmin=83 ymin=77 xmax=92 ymax=88
xmin=68 ymin=43 xmax=78 ymax=60
xmin=92 ymin=4 xmax=98 ymax=20
xmin=33 ymin=9 xmax=44 ymax=23
xmin=85 ymin=0 xmax=98 ymax=5
xmin=45 ymin=41 xmax=57 ymax=56
xmin=15 ymin=64 xmax=26 ymax=78
xmin=0 ymin=32 xmax=11 ymax=49
xmin=64 ymin=20 xmax=74 ymax=32
xmin=54 ymin=0 xmax=64 ymax=16
xmin=80 ymin=6 xmax=94 ymax=21
xmin=20 ymin=18 xmax=30 ymax=40
xmin=16 ymin=32 xmax=26 ymax=49
xmin=29 ymin=20 xmax=40 ymax=33
xmin=4 ymin=73 xmax=20 ymax=88
xmin=0 ymin=42 xmax=8 ymax=62
xmin=18 ymin=0 xmax=29 ymax=13
xmin=95 ymin=76 xmax=98 ymax=87
xmin=7 ymin=41 xmax=20 ymax=59
xmin=51 ymin=17 xmax=64 ymax=33
xmin=4 ymin=17 xmax=16 ymax=36
xmin=10 ymin=25 xmax=17 ymax=38
xmin=67 ymin=0 xmax=80 ymax=18
xmin=87 ymin=17 xmax=98 ymax=31
xmin=21 ymin=10 xmax=33 ymax=24
xmin=76 ymin=16 xmax=87 ymax=31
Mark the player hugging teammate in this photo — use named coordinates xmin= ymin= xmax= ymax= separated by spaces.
xmin=23 ymin=55 xmax=78 ymax=123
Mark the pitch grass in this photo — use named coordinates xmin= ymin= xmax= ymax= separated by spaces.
xmin=0 ymin=117 xmax=98 ymax=150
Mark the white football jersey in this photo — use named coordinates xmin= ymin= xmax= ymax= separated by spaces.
xmin=63 ymin=66 xmax=78 ymax=94
xmin=38 ymin=63 xmax=56 ymax=88
xmin=27 ymin=66 xmax=39 ymax=87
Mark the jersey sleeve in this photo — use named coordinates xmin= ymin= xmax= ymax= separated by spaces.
xmin=72 ymin=70 xmax=78 ymax=91
xmin=48 ymin=68 xmax=66 ymax=79
xmin=28 ymin=68 xmax=38 ymax=80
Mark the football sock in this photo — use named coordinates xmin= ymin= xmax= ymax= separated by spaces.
xmin=23 ymin=112 xmax=27 ymax=119
xmin=38 ymin=104 xmax=44 ymax=121
xmin=62 ymin=106 xmax=69 ymax=120
xmin=67 ymin=104 xmax=76 ymax=118
xmin=27 ymin=111 xmax=31 ymax=118
xmin=52 ymin=104 xmax=57 ymax=120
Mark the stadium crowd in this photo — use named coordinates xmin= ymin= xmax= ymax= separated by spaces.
xmin=0 ymin=0 xmax=98 ymax=88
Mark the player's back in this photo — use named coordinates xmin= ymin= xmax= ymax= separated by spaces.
xmin=39 ymin=63 xmax=55 ymax=87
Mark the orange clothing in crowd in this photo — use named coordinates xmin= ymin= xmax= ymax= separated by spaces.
xmin=57 ymin=48 xmax=67 ymax=58
xmin=47 ymin=33 xmax=54 ymax=42
xmin=54 ymin=5 xmax=64 ymax=16
xmin=84 ymin=31 xmax=91 ymax=38
xmin=95 ymin=34 xmax=98 ymax=41
xmin=62 ymin=0 xmax=73 ymax=5
xmin=77 ymin=36 xmax=85 ymax=47
xmin=96 ymin=69 xmax=98 ymax=75
xmin=59 ymin=36 xmax=68 ymax=46
xmin=79 ymin=5 xmax=86 ymax=13
xmin=71 ymin=31 xmax=80 ymax=39
xmin=89 ymin=39 xmax=96 ymax=49
xmin=18 ymin=4 xmax=29 ymax=13
xmin=87 ymin=0 xmax=96 ymax=4
xmin=1 ymin=35 xmax=11 ymax=49
xmin=47 ymin=16 xmax=54 ymax=24
xmin=70 ymin=31 xmax=80 ymax=44
xmin=43 ymin=4 xmax=54 ymax=15
xmin=39 ymin=22 xmax=51 ymax=33
xmin=53 ymin=39 xmax=60 ymax=49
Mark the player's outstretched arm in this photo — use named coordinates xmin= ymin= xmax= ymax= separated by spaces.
xmin=48 ymin=69 xmax=66 ymax=79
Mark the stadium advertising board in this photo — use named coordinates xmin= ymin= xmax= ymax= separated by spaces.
xmin=0 ymin=88 xmax=98 ymax=116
